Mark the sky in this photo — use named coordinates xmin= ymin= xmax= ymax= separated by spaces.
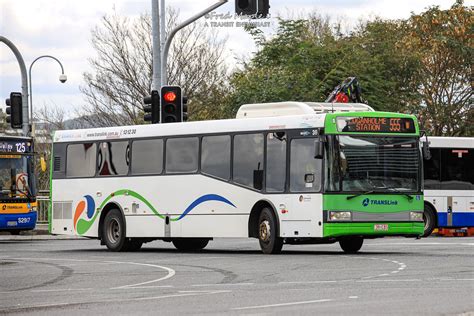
xmin=0 ymin=0 xmax=467 ymax=118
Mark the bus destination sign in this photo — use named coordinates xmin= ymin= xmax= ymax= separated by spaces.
xmin=0 ymin=140 xmax=31 ymax=154
xmin=337 ymin=117 xmax=416 ymax=133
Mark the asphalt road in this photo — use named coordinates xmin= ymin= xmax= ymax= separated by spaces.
xmin=0 ymin=236 xmax=473 ymax=315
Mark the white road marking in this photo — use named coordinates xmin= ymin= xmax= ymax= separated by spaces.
xmin=7 ymin=257 xmax=176 ymax=290
xmin=31 ymin=288 xmax=92 ymax=293
xmin=349 ymin=296 xmax=358 ymax=299
xmin=113 ymin=285 xmax=174 ymax=290
xmin=357 ymin=279 xmax=421 ymax=282
xmin=279 ymin=281 xmax=339 ymax=284
xmin=191 ymin=282 xmax=254 ymax=287
xmin=232 ymin=299 xmax=334 ymax=310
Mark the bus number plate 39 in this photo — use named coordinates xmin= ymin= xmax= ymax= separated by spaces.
xmin=374 ymin=224 xmax=388 ymax=231
xmin=7 ymin=221 xmax=18 ymax=227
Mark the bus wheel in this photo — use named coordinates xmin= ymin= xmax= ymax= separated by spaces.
xmin=339 ymin=237 xmax=363 ymax=254
xmin=172 ymin=238 xmax=209 ymax=251
xmin=258 ymin=207 xmax=283 ymax=254
xmin=422 ymin=204 xmax=436 ymax=237
xmin=103 ymin=209 xmax=129 ymax=252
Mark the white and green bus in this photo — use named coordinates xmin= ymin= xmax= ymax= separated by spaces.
xmin=50 ymin=102 xmax=426 ymax=254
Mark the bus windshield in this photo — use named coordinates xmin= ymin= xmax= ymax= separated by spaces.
xmin=0 ymin=154 xmax=35 ymax=200
xmin=326 ymin=136 xmax=421 ymax=193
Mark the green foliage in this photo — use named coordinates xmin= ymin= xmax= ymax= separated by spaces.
xmin=224 ymin=3 xmax=472 ymax=136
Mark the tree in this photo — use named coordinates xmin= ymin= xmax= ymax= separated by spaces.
xmin=401 ymin=1 xmax=473 ymax=136
xmin=80 ymin=8 xmax=228 ymax=126
xmin=225 ymin=15 xmax=417 ymax=116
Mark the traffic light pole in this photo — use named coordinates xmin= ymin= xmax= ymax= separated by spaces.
xmin=151 ymin=0 xmax=162 ymax=91
xmin=0 ymin=36 xmax=30 ymax=136
xmin=160 ymin=0 xmax=228 ymax=86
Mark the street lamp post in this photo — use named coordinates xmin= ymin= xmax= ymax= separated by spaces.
xmin=28 ymin=55 xmax=67 ymax=135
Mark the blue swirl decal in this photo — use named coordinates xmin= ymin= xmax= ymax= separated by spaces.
xmin=176 ymin=194 xmax=236 ymax=221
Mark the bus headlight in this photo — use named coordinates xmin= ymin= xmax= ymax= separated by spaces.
xmin=329 ymin=211 xmax=352 ymax=222
xmin=410 ymin=211 xmax=423 ymax=222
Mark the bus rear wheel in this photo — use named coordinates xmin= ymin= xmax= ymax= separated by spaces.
xmin=258 ymin=207 xmax=283 ymax=254
xmin=339 ymin=237 xmax=363 ymax=254
xmin=422 ymin=204 xmax=436 ymax=237
xmin=172 ymin=238 xmax=209 ymax=251
xmin=103 ymin=209 xmax=130 ymax=252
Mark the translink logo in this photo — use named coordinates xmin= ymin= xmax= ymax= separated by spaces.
xmin=362 ymin=198 xmax=398 ymax=207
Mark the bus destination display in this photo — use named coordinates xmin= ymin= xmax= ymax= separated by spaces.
xmin=0 ymin=140 xmax=31 ymax=153
xmin=337 ymin=117 xmax=416 ymax=133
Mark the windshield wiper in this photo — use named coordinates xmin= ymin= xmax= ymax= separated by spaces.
xmin=346 ymin=190 xmax=375 ymax=200
xmin=385 ymin=188 xmax=414 ymax=201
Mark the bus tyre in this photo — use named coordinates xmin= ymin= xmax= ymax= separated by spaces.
xmin=339 ymin=237 xmax=363 ymax=254
xmin=172 ymin=238 xmax=209 ymax=251
xmin=103 ymin=209 xmax=129 ymax=252
xmin=422 ymin=205 xmax=436 ymax=237
xmin=258 ymin=207 xmax=283 ymax=254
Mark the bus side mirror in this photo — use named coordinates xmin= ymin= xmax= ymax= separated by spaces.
xmin=314 ymin=138 xmax=324 ymax=159
xmin=421 ymin=132 xmax=431 ymax=160
xmin=40 ymin=156 xmax=47 ymax=172
xmin=423 ymin=141 xmax=431 ymax=160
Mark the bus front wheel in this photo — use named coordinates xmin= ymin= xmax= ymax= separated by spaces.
xmin=103 ymin=209 xmax=129 ymax=252
xmin=422 ymin=204 xmax=436 ymax=237
xmin=339 ymin=237 xmax=363 ymax=254
xmin=258 ymin=207 xmax=283 ymax=254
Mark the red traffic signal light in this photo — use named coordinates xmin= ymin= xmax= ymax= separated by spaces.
xmin=160 ymin=86 xmax=183 ymax=123
xmin=163 ymin=91 xmax=177 ymax=103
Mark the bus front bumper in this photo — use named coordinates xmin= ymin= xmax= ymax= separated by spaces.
xmin=323 ymin=222 xmax=424 ymax=238
xmin=0 ymin=211 xmax=37 ymax=232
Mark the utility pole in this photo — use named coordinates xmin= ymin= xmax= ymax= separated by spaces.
xmin=151 ymin=0 xmax=161 ymax=91
xmin=0 ymin=36 xmax=30 ymax=136
xmin=160 ymin=0 xmax=228 ymax=86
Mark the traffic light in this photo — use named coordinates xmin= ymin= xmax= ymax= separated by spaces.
xmin=160 ymin=86 xmax=183 ymax=123
xmin=182 ymin=95 xmax=188 ymax=122
xmin=5 ymin=92 xmax=23 ymax=129
xmin=235 ymin=0 xmax=269 ymax=17
xmin=143 ymin=90 xmax=160 ymax=124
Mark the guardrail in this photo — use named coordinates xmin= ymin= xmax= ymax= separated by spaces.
xmin=37 ymin=190 xmax=50 ymax=224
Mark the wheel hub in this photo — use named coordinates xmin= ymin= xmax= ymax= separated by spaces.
xmin=259 ymin=220 xmax=271 ymax=243
xmin=107 ymin=219 xmax=120 ymax=243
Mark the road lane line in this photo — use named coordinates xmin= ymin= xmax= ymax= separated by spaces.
xmin=191 ymin=282 xmax=254 ymax=287
xmin=31 ymin=288 xmax=92 ymax=293
xmin=232 ymin=299 xmax=334 ymax=310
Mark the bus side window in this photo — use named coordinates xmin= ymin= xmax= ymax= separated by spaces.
xmin=233 ymin=133 xmax=264 ymax=190
xmin=66 ymin=143 xmax=97 ymax=178
xmin=424 ymin=148 xmax=441 ymax=189
xmin=266 ymin=132 xmax=286 ymax=192
xmin=165 ymin=137 xmax=199 ymax=174
xmin=97 ymin=141 xmax=129 ymax=176
xmin=441 ymin=148 xmax=473 ymax=190
xmin=201 ymin=135 xmax=230 ymax=180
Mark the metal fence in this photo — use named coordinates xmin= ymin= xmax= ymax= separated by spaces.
xmin=37 ymin=190 xmax=50 ymax=223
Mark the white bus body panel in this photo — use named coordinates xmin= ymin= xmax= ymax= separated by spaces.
xmin=51 ymin=175 xmax=324 ymax=238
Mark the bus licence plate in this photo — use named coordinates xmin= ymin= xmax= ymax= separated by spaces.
xmin=374 ymin=224 xmax=388 ymax=231
xmin=7 ymin=221 xmax=18 ymax=227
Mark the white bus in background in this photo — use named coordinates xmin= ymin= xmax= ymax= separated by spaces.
xmin=422 ymin=137 xmax=474 ymax=236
